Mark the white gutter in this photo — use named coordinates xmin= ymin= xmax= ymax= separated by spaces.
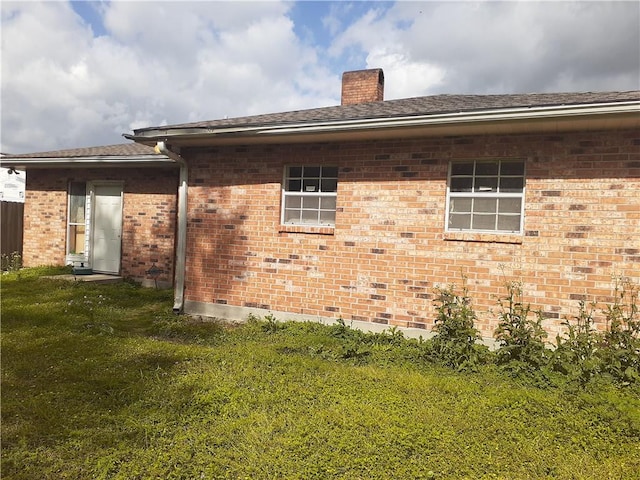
xmin=132 ymin=101 xmax=640 ymax=140
xmin=154 ymin=141 xmax=188 ymax=314
xmin=259 ymin=101 xmax=640 ymax=136
xmin=0 ymin=155 xmax=176 ymax=169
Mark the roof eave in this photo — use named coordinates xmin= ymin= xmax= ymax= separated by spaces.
xmin=0 ymin=155 xmax=177 ymax=169
xmin=128 ymin=101 xmax=640 ymax=147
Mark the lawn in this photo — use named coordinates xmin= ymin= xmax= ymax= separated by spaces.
xmin=2 ymin=269 xmax=640 ymax=479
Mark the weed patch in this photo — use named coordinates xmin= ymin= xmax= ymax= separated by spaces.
xmin=427 ymin=283 xmax=489 ymax=371
xmin=2 ymin=269 xmax=640 ymax=479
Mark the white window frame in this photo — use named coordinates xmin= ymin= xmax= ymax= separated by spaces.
xmin=445 ymin=159 xmax=525 ymax=234
xmin=281 ymin=165 xmax=338 ymax=227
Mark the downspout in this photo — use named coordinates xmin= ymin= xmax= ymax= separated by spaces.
xmin=154 ymin=141 xmax=187 ymax=314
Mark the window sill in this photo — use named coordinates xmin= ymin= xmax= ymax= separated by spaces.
xmin=279 ymin=225 xmax=335 ymax=235
xmin=443 ymin=231 xmax=523 ymax=244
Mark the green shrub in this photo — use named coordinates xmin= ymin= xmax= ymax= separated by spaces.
xmin=1 ymin=251 xmax=22 ymax=272
xmin=551 ymin=301 xmax=603 ymax=385
xmin=550 ymin=279 xmax=640 ymax=387
xmin=428 ymin=284 xmax=488 ymax=371
xmin=494 ymin=281 xmax=549 ymax=375
xmin=598 ymin=279 xmax=640 ymax=385
xmin=260 ymin=313 xmax=286 ymax=333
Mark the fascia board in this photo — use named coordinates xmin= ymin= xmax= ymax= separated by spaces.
xmin=129 ymin=101 xmax=640 ymax=141
xmin=0 ymin=155 xmax=175 ymax=169
xmin=260 ymin=102 xmax=640 ymax=135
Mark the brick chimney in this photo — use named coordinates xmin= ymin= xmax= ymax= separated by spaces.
xmin=341 ymin=69 xmax=384 ymax=105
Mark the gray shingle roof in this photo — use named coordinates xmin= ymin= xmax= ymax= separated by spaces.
xmin=4 ymin=90 xmax=639 ymax=160
xmin=1 ymin=142 xmax=159 ymax=159
xmin=134 ymin=91 xmax=640 ymax=133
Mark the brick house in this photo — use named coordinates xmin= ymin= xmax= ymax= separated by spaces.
xmin=3 ymin=69 xmax=639 ymax=338
xmin=1 ymin=143 xmax=179 ymax=287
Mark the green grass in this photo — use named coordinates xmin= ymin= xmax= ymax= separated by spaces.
xmin=2 ymin=270 xmax=640 ymax=479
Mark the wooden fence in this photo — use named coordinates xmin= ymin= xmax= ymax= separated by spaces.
xmin=1 ymin=201 xmax=24 ymax=262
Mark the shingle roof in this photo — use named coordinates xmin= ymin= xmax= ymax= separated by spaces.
xmin=135 ymin=91 xmax=640 ymax=133
xmin=5 ymin=90 xmax=639 ymax=160
xmin=1 ymin=142 xmax=159 ymax=159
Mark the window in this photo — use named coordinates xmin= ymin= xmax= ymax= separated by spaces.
xmin=282 ymin=166 xmax=338 ymax=226
xmin=67 ymin=182 xmax=87 ymax=255
xmin=446 ymin=160 xmax=525 ymax=233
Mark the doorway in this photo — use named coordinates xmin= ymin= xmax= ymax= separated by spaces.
xmin=91 ymin=183 xmax=123 ymax=274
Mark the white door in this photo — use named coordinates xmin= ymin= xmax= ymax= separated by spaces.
xmin=91 ymin=184 xmax=123 ymax=274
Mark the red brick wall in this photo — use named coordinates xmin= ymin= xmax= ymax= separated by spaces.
xmin=24 ymin=168 xmax=178 ymax=285
xmin=341 ymin=69 xmax=384 ymax=105
xmin=183 ymin=129 xmax=640 ymax=337
xmin=23 ymin=172 xmax=67 ymax=266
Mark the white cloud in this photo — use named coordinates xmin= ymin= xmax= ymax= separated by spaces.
xmin=366 ymin=49 xmax=445 ymax=99
xmin=1 ymin=1 xmax=638 ymax=155
xmin=333 ymin=1 xmax=640 ymax=96
xmin=0 ymin=1 xmax=339 ymax=153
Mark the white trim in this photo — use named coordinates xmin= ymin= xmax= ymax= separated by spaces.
xmin=255 ymin=102 xmax=640 ymax=136
xmin=132 ymin=101 xmax=640 ymax=140
xmin=281 ymin=165 xmax=338 ymax=227
xmin=0 ymin=155 xmax=175 ymax=169
xmin=444 ymin=159 xmax=526 ymax=235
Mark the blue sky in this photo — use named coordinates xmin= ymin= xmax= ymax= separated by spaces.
xmin=2 ymin=1 xmax=639 ymax=154
xmin=70 ymin=1 xmax=107 ymax=35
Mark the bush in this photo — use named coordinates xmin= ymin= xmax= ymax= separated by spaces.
xmin=551 ymin=301 xmax=603 ymax=385
xmin=428 ymin=284 xmax=488 ymax=371
xmin=599 ymin=279 xmax=640 ymax=385
xmin=494 ymin=281 xmax=549 ymax=375
xmin=549 ymin=279 xmax=640 ymax=387
xmin=1 ymin=251 xmax=22 ymax=272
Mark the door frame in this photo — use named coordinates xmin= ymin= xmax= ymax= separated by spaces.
xmin=89 ymin=181 xmax=124 ymax=275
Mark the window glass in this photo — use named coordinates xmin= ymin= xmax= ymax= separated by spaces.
xmin=321 ymin=178 xmax=338 ymax=192
xmin=319 ymin=210 xmax=336 ymax=224
xmin=67 ymin=182 xmax=87 ymax=255
xmin=303 ymin=178 xmax=320 ymax=192
xmin=450 ymin=177 xmax=473 ymax=192
xmin=474 ymin=198 xmax=497 ymax=214
xmin=497 ymin=215 xmax=521 ymax=232
xmin=285 ymin=196 xmax=302 ymax=209
xmin=320 ymin=196 xmax=337 ymax=209
xmin=282 ymin=166 xmax=338 ymax=226
xmin=498 ymin=198 xmax=522 ymax=214
xmin=69 ymin=182 xmax=86 ymax=223
xmin=447 ymin=160 xmax=524 ymax=233
xmin=472 ymin=214 xmax=496 ymax=231
xmin=288 ymin=166 xmax=303 ymax=177
xmin=284 ymin=209 xmax=301 ymax=224
xmin=287 ymin=179 xmax=302 ymax=192
xmin=449 ymin=198 xmax=472 ymax=213
xmin=500 ymin=177 xmax=524 ymax=192
xmin=449 ymin=213 xmax=471 ymax=230
xmin=305 ymin=166 xmax=321 ymax=177
xmin=302 ymin=196 xmax=320 ymax=209
xmin=301 ymin=209 xmax=319 ymax=224
xmin=68 ymin=225 xmax=85 ymax=255
xmin=474 ymin=177 xmax=498 ymax=192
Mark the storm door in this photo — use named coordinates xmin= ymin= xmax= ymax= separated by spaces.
xmin=90 ymin=183 xmax=123 ymax=274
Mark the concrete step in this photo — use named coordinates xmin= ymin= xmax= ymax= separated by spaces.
xmin=44 ymin=274 xmax=123 ymax=284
